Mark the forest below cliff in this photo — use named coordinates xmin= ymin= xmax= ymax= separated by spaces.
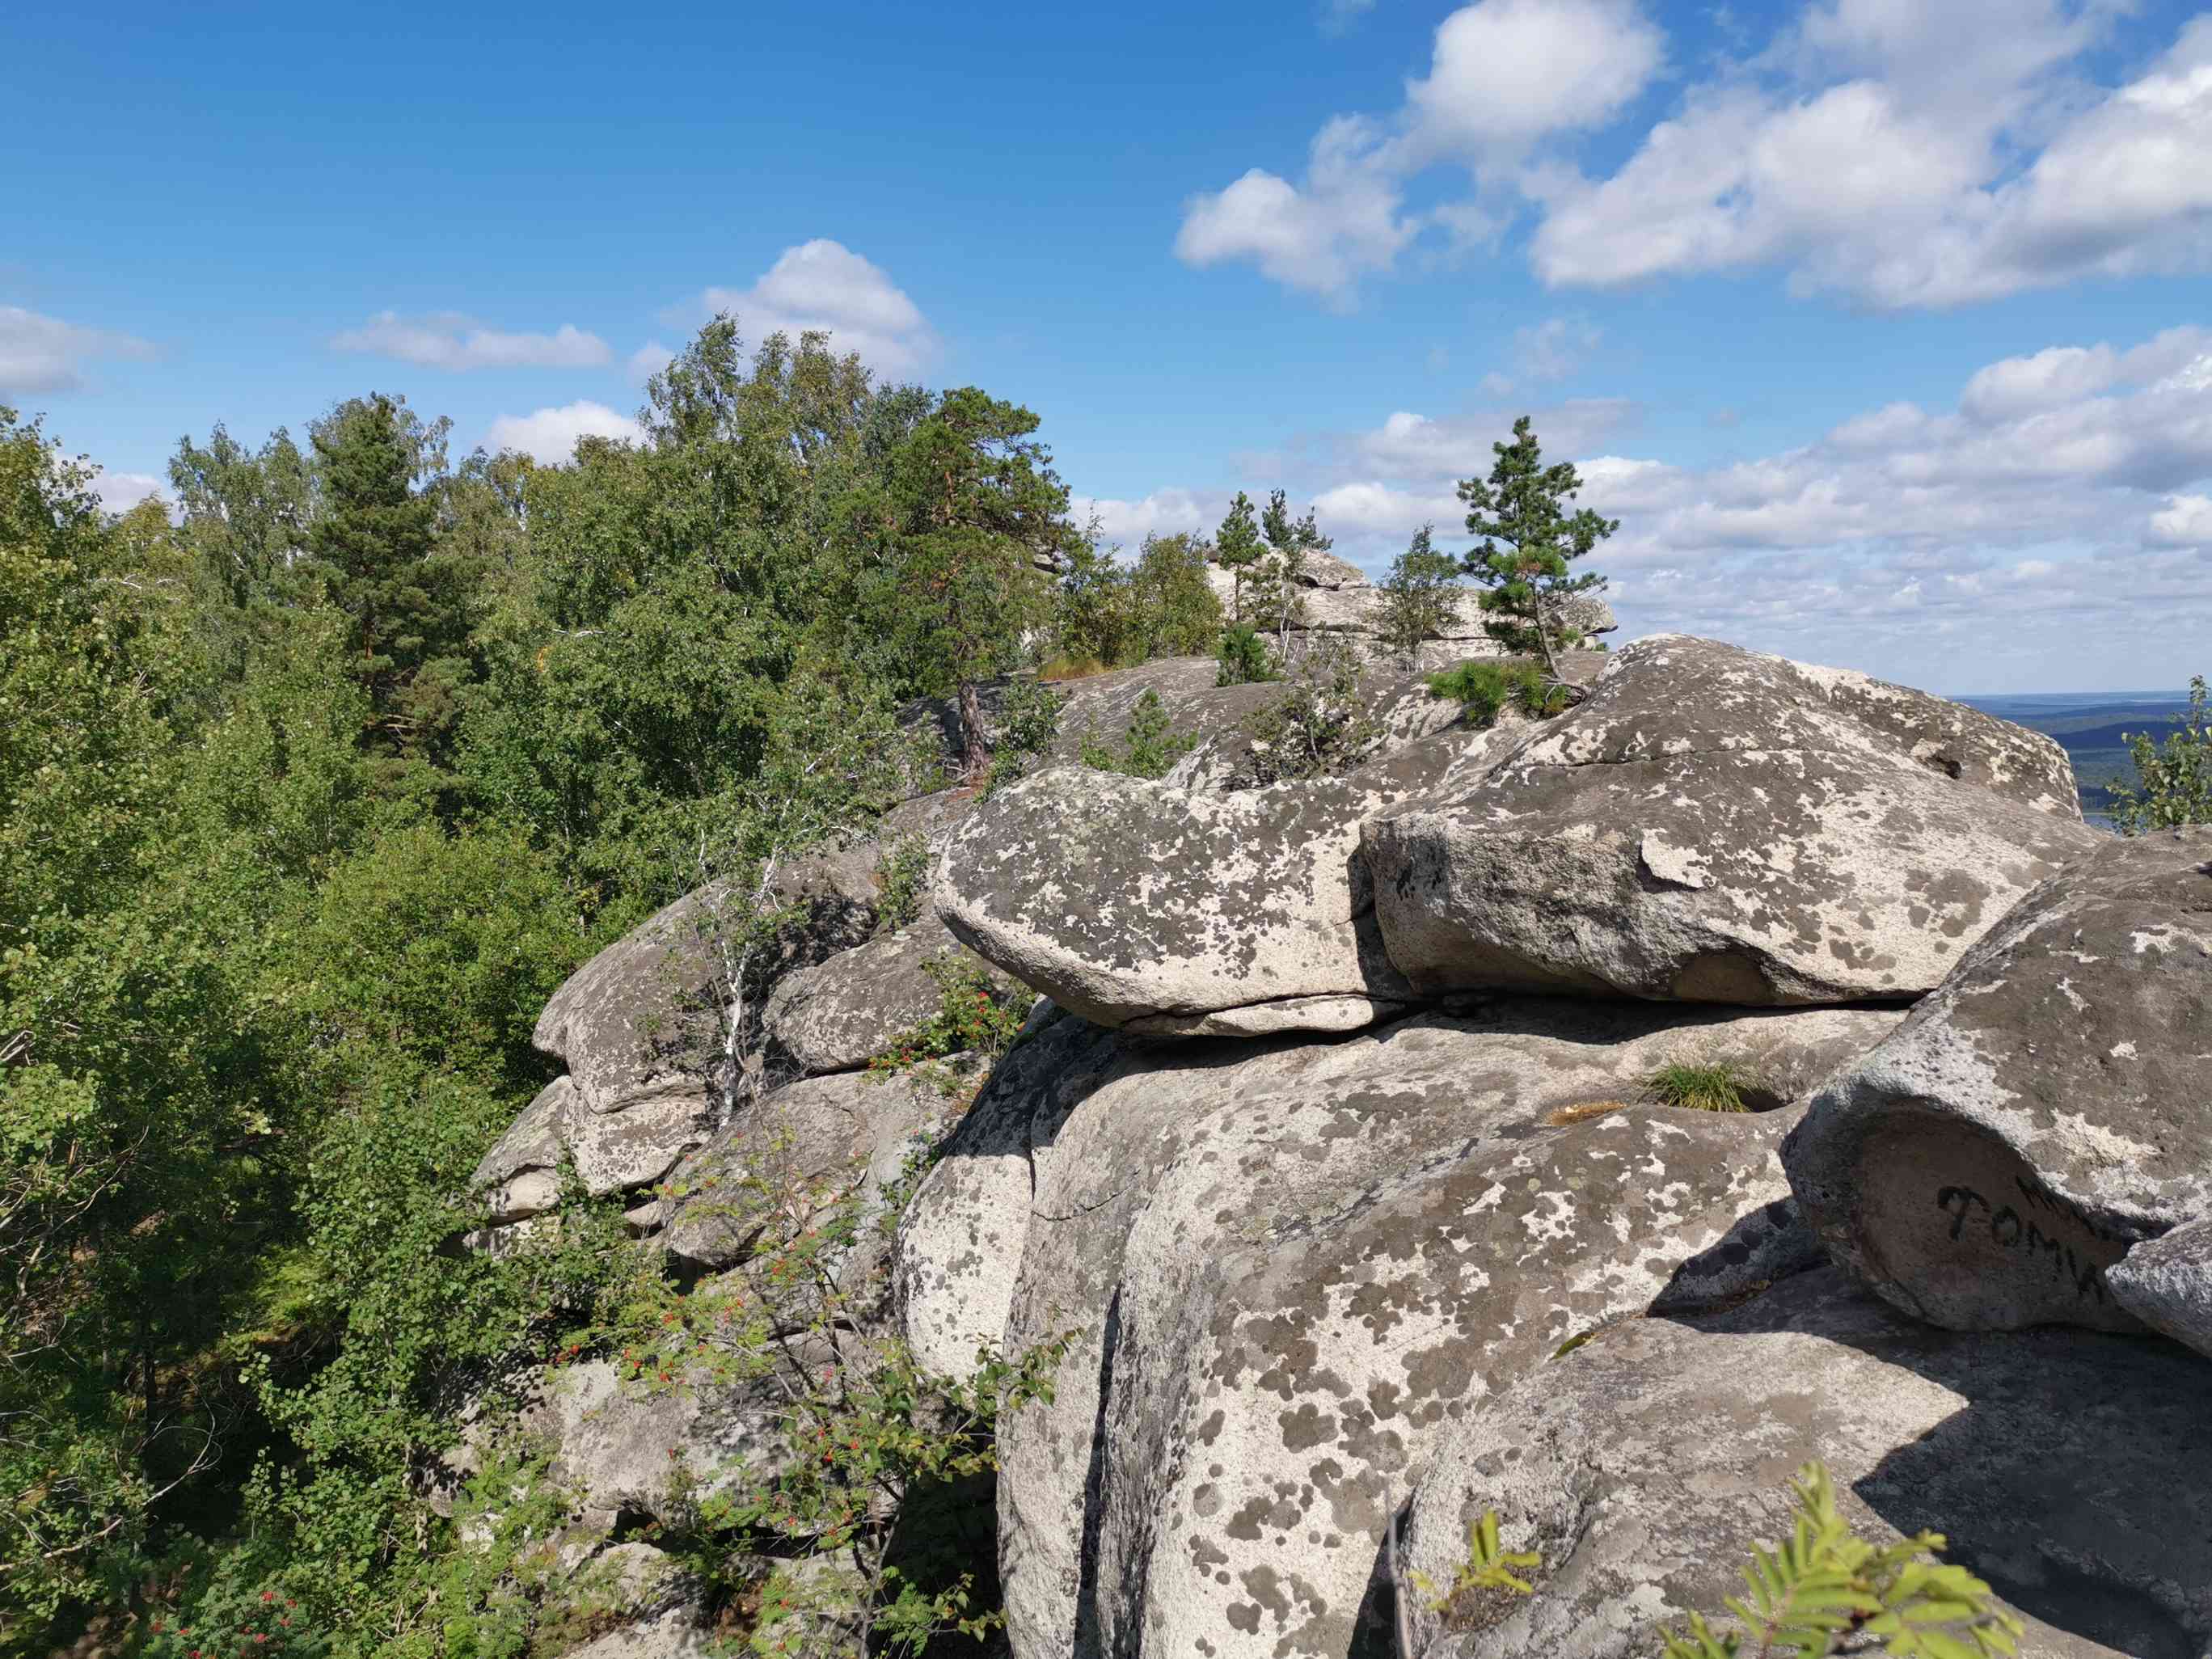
xmin=0 ymin=319 xmax=1264 ymax=1657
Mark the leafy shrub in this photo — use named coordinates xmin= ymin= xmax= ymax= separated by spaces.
xmin=1079 ymin=688 xmax=1197 ymax=779
xmin=1408 ymin=1509 xmax=1541 ymax=1632
xmin=1239 ymin=640 xmax=1379 ymax=786
xmin=1214 ymin=622 xmax=1280 ymax=687
xmin=868 ymin=956 xmax=1033 ymax=1073
xmin=1660 ymin=1463 xmax=2022 ymax=1657
xmin=1646 ymin=1061 xmax=1751 ymax=1113
xmin=872 ymin=834 xmax=930 ymax=934
xmin=982 ymin=678 xmax=1063 ymax=798
xmin=1426 ymin=657 xmax=1569 ymax=726
xmin=1402 ymin=1463 xmax=2020 ymax=1657
xmin=2109 ymin=673 xmax=2210 ymax=834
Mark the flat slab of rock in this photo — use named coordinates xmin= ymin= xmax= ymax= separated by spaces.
xmin=1367 ymin=635 xmax=2097 ymax=1006
xmin=1785 ymin=826 xmax=2212 ymax=1340
xmin=935 ymin=755 xmax=1496 ymax=1036
xmin=896 ymin=1000 xmax=1899 ymax=1659
xmin=1404 ymin=1267 xmax=2212 ymax=1659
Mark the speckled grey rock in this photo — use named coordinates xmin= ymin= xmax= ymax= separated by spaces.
xmin=1367 ymin=635 xmax=2096 ymax=1006
xmin=2112 ymin=1217 xmax=2212 ymax=1360
xmin=936 ymin=767 xmax=1430 ymax=1036
xmin=536 ymin=1351 xmax=813 ymax=1527
xmin=555 ymin=1600 xmax=716 ymax=1659
xmin=660 ymin=1066 xmax=958 ymax=1277
xmin=893 ymin=1000 xmax=1899 ymax=1659
xmin=473 ymin=1075 xmax=573 ymax=1222
xmin=763 ymin=912 xmax=1001 ymax=1074
xmin=1403 ymin=1267 xmax=2212 ymax=1659
xmin=467 ymin=1066 xmax=715 ymax=1210
xmin=1785 ymin=827 xmax=2212 ymax=1340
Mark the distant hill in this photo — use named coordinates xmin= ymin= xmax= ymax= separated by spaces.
xmin=1954 ymin=690 xmax=2197 ymax=828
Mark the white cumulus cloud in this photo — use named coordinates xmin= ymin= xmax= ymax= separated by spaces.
xmin=1176 ymin=1 xmax=2212 ymax=310
xmin=1087 ymin=326 xmax=2212 ymax=686
xmin=331 ymin=312 xmax=612 ymax=371
xmin=483 ymin=401 xmax=645 ymax=466
xmin=0 ymin=305 xmax=156 ymax=394
xmin=681 ymin=240 xmax=938 ymax=378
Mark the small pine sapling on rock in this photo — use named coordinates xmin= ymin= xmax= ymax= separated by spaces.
xmin=1458 ymin=415 xmax=1617 ymax=703
xmin=1378 ymin=524 xmax=1462 ymax=669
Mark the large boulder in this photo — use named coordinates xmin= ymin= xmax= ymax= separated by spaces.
xmin=897 ymin=1001 xmax=1901 ymax=1659
xmin=935 ymin=768 xmax=1423 ymax=1036
xmin=1402 ymin=1267 xmax=2212 ymax=1659
xmin=471 ymin=1069 xmax=716 ymax=1216
xmin=763 ymin=913 xmax=993 ymax=1074
xmin=1201 ymin=556 xmax=1617 ymax=669
xmin=1367 ymin=635 xmax=2097 ymax=1006
xmin=1784 ymin=826 xmax=2212 ymax=1345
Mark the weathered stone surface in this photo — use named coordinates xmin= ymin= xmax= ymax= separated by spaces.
xmin=1367 ymin=635 xmax=2097 ymax=1006
xmin=468 ymin=1067 xmax=715 ymax=1210
xmin=474 ymin=1076 xmax=572 ymax=1222
xmin=557 ymin=1601 xmax=716 ymax=1659
xmin=893 ymin=1000 xmax=1898 ymax=1659
xmin=2111 ymin=1216 xmax=2212 ymax=1360
xmin=537 ymin=1353 xmax=809 ymax=1526
xmin=1201 ymin=560 xmax=1617 ymax=660
xmin=534 ymin=886 xmax=725 ymax=1118
xmin=1404 ymin=1267 xmax=2212 ymax=1659
xmin=895 ymin=1013 xmax=1124 ymax=1382
xmin=661 ymin=1066 xmax=959 ymax=1276
xmin=936 ymin=766 xmax=1431 ymax=1036
xmin=763 ymin=913 xmax=1002 ymax=1074
xmin=1784 ymin=826 xmax=2212 ymax=1338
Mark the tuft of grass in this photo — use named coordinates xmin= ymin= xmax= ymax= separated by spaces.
xmin=1545 ymin=1099 xmax=1633 ymax=1127
xmin=1645 ymin=1060 xmax=1750 ymax=1113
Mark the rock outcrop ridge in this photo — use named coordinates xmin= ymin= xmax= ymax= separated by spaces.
xmin=457 ymin=632 xmax=2212 ymax=1659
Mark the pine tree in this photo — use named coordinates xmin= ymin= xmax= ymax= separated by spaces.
xmin=883 ymin=387 xmax=1076 ymax=777
xmin=1457 ymin=416 xmax=1616 ymax=691
xmin=1214 ymin=491 xmax=1263 ymax=625
xmin=306 ymin=393 xmax=454 ymax=745
xmin=1378 ymin=524 xmax=1460 ymax=667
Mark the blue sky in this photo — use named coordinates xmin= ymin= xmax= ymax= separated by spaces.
xmin=6 ymin=0 xmax=2210 ymax=692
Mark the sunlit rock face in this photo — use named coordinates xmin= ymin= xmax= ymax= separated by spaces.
xmin=1366 ymin=635 xmax=2096 ymax=1007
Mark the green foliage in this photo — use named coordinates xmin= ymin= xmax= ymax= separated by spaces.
xmin=1378 ymin=524 xmax=1463 ymax=668
xmin=1245 ymin=488 xmax=1326 ymax=656
xmin=1410 ymin=1509 xmax=1541 ymax=1627
xmin=2109 ymin=674 xmax=2211 ymax=833
xmin=868 ymin=956 xmax=1033 ymax=1074
xmin=1661 ymin=1463 xmax=2022 ymax=1659
xmin=1426 ymin=657 xmax=1570 ymax=725
xmin=872 ymin=834 xmax=931 ymax=935
xmin=982 ymin=678 xmax=1064 ymax=798
xmin=1214 ymin=492 xmax=1264 ymax=625
xmin=1049 ymin=533 xmax=1222 ymax=669
xmin=1214 ymin=621 xmax=1280 ymax=687
xmin=1646 ymin=1060 xmax=1753 ymax=1114
xmin=1458 ymin=416 xmax=1616 ymax=684
xmin=2 ymin=316 xmax=1077 ymax=1655
xmin=1080 ymin=688 xmax=1198 ymax=779
xmin=1239 ymin=640 xmax=1381 ymax=786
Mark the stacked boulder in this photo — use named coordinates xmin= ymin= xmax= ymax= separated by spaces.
xmin=462 ymin=633 xmax=2212 ymax=1659
xmin=904 ymin=635 xmax=2212 ymax=1659
xmin=1201 ymin=544 xmax=1618 ymax=669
